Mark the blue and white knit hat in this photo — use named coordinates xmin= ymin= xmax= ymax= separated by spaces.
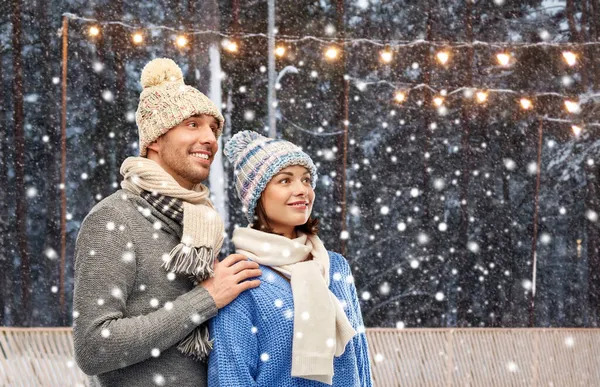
xmin=224 ymin=131 xmax=318 ymax=223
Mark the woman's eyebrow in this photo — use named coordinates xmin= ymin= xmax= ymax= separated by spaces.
xmin=273 ymin=171 xmax=294 ymax=177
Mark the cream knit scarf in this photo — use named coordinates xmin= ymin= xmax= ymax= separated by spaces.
xmin=120 ymin=157 xmax=224 ymax=360
xmin=232 ymin=227 xmax=356 ymax=385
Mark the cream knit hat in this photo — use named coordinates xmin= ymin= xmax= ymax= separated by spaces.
xmin=135 ymin=58 xmax=225 ymax=157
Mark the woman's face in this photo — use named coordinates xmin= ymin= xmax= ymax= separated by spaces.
xmin=260 ymin=165 xmax=315 ymax=238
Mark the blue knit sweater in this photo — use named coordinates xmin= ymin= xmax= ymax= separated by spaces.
xmin=208 ymin=251 xmax=372 ymax=387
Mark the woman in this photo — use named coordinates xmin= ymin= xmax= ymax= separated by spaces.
xmin=208 ymin=131 xmax=372 ymax=386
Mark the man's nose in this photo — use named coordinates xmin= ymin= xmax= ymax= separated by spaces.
xmin=198 ymin=125 xmax=217 ymax=145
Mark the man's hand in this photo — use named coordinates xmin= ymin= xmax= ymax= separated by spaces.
xmin=201 ymin=254 xmax=261 ymax=309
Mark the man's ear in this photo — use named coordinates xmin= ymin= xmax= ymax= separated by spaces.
xmin=147 ymin=139 xmax=160 ymax=154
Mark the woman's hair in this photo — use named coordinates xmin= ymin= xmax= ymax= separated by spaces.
xmin=251 ymin=199 xmax=320 ymax=236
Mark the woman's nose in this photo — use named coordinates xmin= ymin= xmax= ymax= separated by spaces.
xmin=294 ymin=181 xmax=308 ymax=195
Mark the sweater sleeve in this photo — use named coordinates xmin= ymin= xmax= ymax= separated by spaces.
xmin=208 ymin=302 xmax=258 ymax=387
xmin=72 ymin=207 xmax=218 ymax=376
xmin=335 ymin=253 xmax=374 ymax=387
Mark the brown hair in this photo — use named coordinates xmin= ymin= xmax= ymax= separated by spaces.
xmin=251 ymin=199 xmax=320 ymax=236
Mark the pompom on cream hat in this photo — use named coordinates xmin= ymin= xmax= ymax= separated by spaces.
xmin=135 ymin=58 xmax=225 ymax=156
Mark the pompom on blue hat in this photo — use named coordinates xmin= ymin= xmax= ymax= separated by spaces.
xmin=224 ymin=131 xmax=318 ymax=223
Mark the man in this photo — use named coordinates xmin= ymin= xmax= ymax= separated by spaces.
xmin=73 ymin=58 xmax=261 ymax=387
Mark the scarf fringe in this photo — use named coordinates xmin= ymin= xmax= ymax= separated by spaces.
xmin=177 ymin=325 xmax=213 ymax=361
xmin=163 ymin=243 xmax=215 ymax=281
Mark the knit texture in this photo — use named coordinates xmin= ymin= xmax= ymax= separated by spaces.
xmin=208 ymin=251 xmax=373 ymax=387
xmin=232 ymin=227 xmax=356 ymax=384
xmin=223 ymin=130 xmax=318 ymax=223
xmin=73 ymin=190 xmax=218 ymax=387
xmin=136 ymin=58 xmax=224 ymax=156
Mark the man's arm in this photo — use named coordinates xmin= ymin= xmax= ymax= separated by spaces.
xmin=72 ymin=207 xmax=260 ymax=375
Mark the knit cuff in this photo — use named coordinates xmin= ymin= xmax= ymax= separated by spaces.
xmin=178 ymin=285 xmax=218 ymax=324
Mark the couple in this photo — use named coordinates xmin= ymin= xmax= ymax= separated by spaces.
xmin=72 ymin=58 xmax=372 ymax=387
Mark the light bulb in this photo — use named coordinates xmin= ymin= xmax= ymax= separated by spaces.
xmin=275 ymin=46 xmax=286 ymax=57
xmin=176 ymin=35 xmax=188 ymax=48
xmin=325 ymin=46 xmax=339 ymax=60
xmin=380 ymin=50 xmax=393 ymax=63
xmin=520 ymin=98 xmax=532 ymax=110
xmin=436 ymin=51 xmax=450 ymax=65
xmin=476 ymin=91 xmax=488 ymax=104
xmin=88 ymin=26 xmax=100 ymax=37
xmin=562 ymin=51 xmax=577 ymax=67
xmin=564 ymin=100 xmax=581 ymax=114
xmin=394 ymin=91 xmax=406 ymax=103
xmin=132 ymin=33 xmax=143 ymax=44
xmin=222 ymin=39 xmax=239 ymax=53
xmin=496 ymin=53 xmax=510 ymax=66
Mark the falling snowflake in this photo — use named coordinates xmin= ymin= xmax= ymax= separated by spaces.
xmin=379 ymin=282 xmax=390 ymax=295
xmin=506 ymin=361 xmax=518 ymax=372
xmin=467 ymin=241 xmax=480 ymax=253
xmin=153 ymin=374 xmax=165 ymax=386
xmin=564 ymin=336 xmax=575 ymax=348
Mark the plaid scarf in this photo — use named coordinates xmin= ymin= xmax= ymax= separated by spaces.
xmin=139 ymin=189 xmax=215 ymax=361
xmin=141 ymin=190 xmax=184 ymax=224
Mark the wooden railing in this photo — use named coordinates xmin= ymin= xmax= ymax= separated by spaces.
xmin=367 ymin=328 xmax=600 ymax=386
xmin=1 ymin=327 xmax=599 ymax=386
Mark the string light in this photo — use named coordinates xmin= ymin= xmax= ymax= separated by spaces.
xmin=394 ymin=91 xmax=407 ymax=103
xmin=275 ymin=45 xmax=286 ymax=57
xmin=132 ymin=32 xmax=143 ymax=45
xmin=88 ymin=26 xmax=100 ymax=37
xmin=71 ymin=15 xmax=600 ymax=129
xmin=496 ymin=53 xmax=511 ymax=66
xmin=436 ymin=51 xmax=450 ymax=65
xmin=564 ymin=100 xmax=581 ymax=114
xmin=572 ymin=125 xmax=583 ymax=137
xmin=562 ymin=51 xmax=577 ymax=67
xmin=476 ymin=91 xmax=488 ymax=104
xmin=65 ymin=13 xmax=600 ymax=48
xmin=325 ymin=46 xmax=339 ymax=60
xmin=175 ymin=35 xmax=188 ymax=48
xmin=520 ymin=98 xmax=533 ymax=110
xmin=380 ymin=49 xmax=393 ymax=64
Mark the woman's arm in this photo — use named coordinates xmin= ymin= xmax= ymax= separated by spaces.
xmin=333 ymin=252 xmax=374 ymax=387
xmin=348 ymin=274 xmax=374 ymax=387
xmin=208 ymin=302 xmax=259 ymax=387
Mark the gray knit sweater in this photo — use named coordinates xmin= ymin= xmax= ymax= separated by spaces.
xmin=73 ymin=189 xmax=218 ymax=387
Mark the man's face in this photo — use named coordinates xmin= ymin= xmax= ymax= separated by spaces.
xmin=147 ymin=114 xmax=219 ymax=189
